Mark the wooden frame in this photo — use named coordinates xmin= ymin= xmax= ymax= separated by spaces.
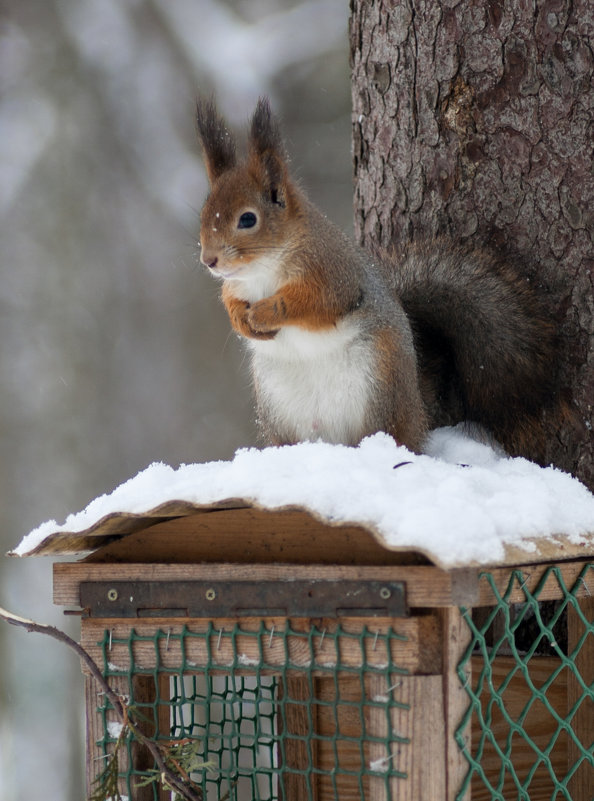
xmin=49 ymin=514 xmax=593 ymax=801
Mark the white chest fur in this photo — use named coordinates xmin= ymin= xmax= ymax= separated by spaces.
xmin=249 ymin=319 xmax=377 ymax=445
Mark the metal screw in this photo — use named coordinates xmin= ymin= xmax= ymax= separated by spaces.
xmin=107 ymin=588 xmax=119 ymax=602
xmin=205 ymin=588 xmax=217 ymax=601
xmin=379 ymin=587 xmax=392 ymax=600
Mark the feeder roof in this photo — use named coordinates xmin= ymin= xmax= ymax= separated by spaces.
xmin=9 ymin=431 xmax=594 ymax=570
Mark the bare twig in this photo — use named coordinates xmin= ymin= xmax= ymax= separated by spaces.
xmin=0 ymin=606 xmax=124 ymax=717
xmin=0 ymin=606 xmax=202 ymax=801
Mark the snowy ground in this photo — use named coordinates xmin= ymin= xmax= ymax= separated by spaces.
xmin=13 ymin=427 xmax=594 ymax=568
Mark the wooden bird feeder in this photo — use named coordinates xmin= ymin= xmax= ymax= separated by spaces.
xmin=15 ymin=497 xmax=594 ymax=800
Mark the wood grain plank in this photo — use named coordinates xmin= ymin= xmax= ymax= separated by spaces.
xmin=83 ymin=508 xmax=429 ymax=567
xmin=131 ymin=674 xmax=160 ymax=801
xmin=315 ymin=675 xmax=366 ymax=801
xmin=366 ymin=672 xmax=394 ymax=801
xmin=390 ymin=675 xmax=446 ymax=800
xmin=85 ymin=674 xmax=130 ymax=799
xmin=442 ymin=607 xmax=472 ymax=801
xmin=278 ymin=676 xmax=317 ymax=801
xmin=79 ymin=614 xmax=442 ymax=677
xmin=53 ymin=561 xmax=458 ymax=608
xmin=477 ymin=561 xmax=594 ymax=606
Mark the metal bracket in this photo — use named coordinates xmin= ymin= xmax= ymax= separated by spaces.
xmin=80 ymin=579 xmax=407 ymax=618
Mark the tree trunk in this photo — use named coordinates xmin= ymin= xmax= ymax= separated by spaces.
xmin=350 ymin=0 xmax=594 ymax=487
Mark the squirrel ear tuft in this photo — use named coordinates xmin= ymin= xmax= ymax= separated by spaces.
xmin=248 ymin=97 xmax=288 ymax=201
xmin=249 ymin=97 xmax=285 ymax=157
xmin=196 ymin=97 xmax=237 ymax=184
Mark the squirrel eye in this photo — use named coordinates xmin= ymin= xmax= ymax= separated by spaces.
xmin=238 ymin=211 xmax=257 ymax=229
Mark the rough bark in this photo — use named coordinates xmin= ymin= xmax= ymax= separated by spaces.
xmin=350 ymin=0 xmax=594 ymax=487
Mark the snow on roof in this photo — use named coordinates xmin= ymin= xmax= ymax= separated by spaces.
xmin=9 ymin=428 xmax=594 ymax=569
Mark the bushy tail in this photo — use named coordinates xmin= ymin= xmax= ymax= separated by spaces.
xmin=388 ymin=241 xmax=562 ymax=463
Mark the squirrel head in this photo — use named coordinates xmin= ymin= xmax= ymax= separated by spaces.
xmin=196 ymin=97 xmax=302 ymax=282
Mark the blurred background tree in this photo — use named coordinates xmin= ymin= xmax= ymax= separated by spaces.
xmin=0 ymin=2 xmax=350 ymax=798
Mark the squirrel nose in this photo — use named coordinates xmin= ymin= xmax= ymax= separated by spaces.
xmin=201 ymin=253 xmax=218 ymax=270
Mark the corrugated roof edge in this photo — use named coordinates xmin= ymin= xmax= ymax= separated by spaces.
xmin=8 ymin=498 xmax=594 ymax=571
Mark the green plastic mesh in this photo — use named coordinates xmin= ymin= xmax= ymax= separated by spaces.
xmin=95 ymin=620 xmax=410 ymax=800
xmin=93 ymin=565 xmax=593 ymax=800
xmin=456 ymin=564 xmax=594 ymax=801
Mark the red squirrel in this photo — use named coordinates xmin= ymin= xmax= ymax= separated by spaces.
xmin=196 ymin=96 xmax=561 ymax=463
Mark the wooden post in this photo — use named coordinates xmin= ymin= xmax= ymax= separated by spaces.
xmin=315 ymin=675 xmax=366 ymax=801
xmin=366 ymin=672 xmax=401 ymax=801
xmin=84 ymin=650 xmax=171 ymax=801
xmin=85 ymin=673 xmax=130 ymax=799
xmin=567 ymin=595 xmax=594 ymax=801
xmin=131 ymin=674 xmax=171 ymax=801
xmin=442 ymin=607 xmax=473 ymax=801
xmin=390 ymin=675 xmax=446 ymax=800
xmin=366 ymin=671 xmax=446 ymax=800
xmin=278 ymin=676 xmax=318 ymax=801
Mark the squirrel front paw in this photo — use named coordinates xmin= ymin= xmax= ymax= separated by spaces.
xmin=227 ymin=298 xmax=278 ymax=340
xmin=247 ymin=296 xmax=285 ymax=335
